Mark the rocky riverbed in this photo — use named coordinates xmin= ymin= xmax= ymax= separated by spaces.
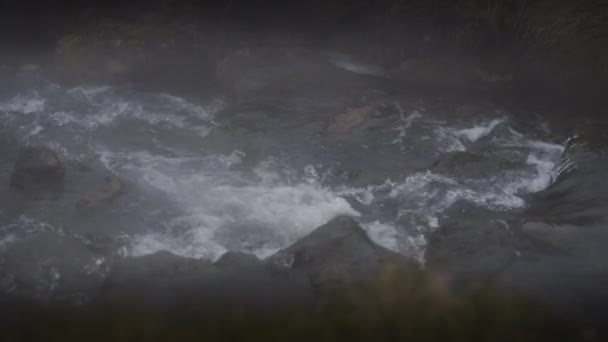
xmin=1 ymin=3 xmax=608 ymax=339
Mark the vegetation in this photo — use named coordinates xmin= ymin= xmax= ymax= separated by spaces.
xmin=2 ymin=266 xmax=587 ymax=341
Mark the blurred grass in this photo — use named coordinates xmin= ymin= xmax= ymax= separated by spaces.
xmin=1 ymin=265 xmax=587 ymax=342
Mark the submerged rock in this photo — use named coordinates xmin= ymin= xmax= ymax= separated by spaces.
xmin=75 ymin=175 xmax=124 ymax=213
xmin=9 ymin=146 xmax=65 ymax=192
xmin=431 ymin=151 xmax=521 ymax=179
xmin=269 ymin=216 xmax=418 ymax=292
xmin=326 ymin=105 xmax=375 ymax=135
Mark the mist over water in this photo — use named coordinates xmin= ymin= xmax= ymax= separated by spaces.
xmin=0 ymin=60 xmax=569 ymax=302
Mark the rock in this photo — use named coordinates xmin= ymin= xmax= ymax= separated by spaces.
xmin=100 ymin=251 xmax=313 ymax=313
xmin=75 ymin=175 xmax=124 ymax=213
xmin=431 ymin=151 xmax=521 ymax=179
xmin=214 ymin=251 xmax=262 ymax=269
xmin=528 ymin=125 xmax=608 ymax=225
xmin=10 ymin=146 xmax=65 ymax=192
xmin=519 ymin=221 xmax=581 ymax=253
xmin=326 ymin=105 xmax=375 ymax=135
xmin=99 ymin=251 xmax=216 ymax=310
xmin=269 ymin=216 xmax=418 ymax=292
xmin=0 ymin=232 xmax=104 ymax=302
xmin=425 ymin=205 xmax=516 ymax=287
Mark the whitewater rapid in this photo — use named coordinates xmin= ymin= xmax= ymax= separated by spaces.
xmin=0 ymin=66 xmax=564 ymax=271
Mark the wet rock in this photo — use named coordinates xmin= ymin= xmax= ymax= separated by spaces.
xmin=504 ymin=127 xmax=608 ymax=324
xmin=214 ymin=251 xmax=262 ymax=269
xmin=519 ymin=221 xmax=581 ymax=253
xmin=528 ymin=125 xmax=608 ymax=225
xmin=431 ymin=151 xmax=521 ymax=179
xmin=99 ymin=252 xmax=215 ymax=311
xmin=326 ymin=105 xmax=375 ymax=135
xmin=0 ymin=232 xmax=104 ymax=302
xmin=100 ymin=251 xmax=312 ymax=313
xmin=9 ymin=146 xmax=65 ymax=192
xmin=425 ymin=205 xmax=516 ymax=287
xmin=75 ymin=175 xmax=124 ymax=213
xmin=103 ymin=251 xmax=214 ymax=290
xmin=269 ymin=216 xmax=418 ymax=292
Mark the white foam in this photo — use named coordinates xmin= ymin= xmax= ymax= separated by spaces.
xmin=337 ymin=185 xmax=376 ymax=206
xmin=0 ymin=234 xmax=17 ymax=252
xmin=456 ymin=118 xmax=505 ymax=142
xmin=67 ymin=85 xmax=112 ymax=101
xmin=435 ymin=126 xmax=467 ymax=152
xmin=160 ymin=93 xmax=219 ymax=121
xmin=0 ymin=92 xmax=46 ymax=114
xmin=106 ymin=152 xmax=359 ymax=260
xmin=362 ymin=221 xmax=400 ymax=252
xmin=527 ymin=140 xmax=565 ymax=153
xmin=392 ymin=103 xmax=422 ymax=148
xmin=60 ymin=87 xmax=219 ymax=131
xmin=523 ymin=153 xmax=558 ymax=192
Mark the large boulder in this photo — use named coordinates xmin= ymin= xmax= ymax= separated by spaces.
xmin=0 ymin=231 xmax=105 ymax=302
xmin=10 ymin=146 xmax=65 ymax=192
xmin=326 ymin=105 xmax=376 ymax=136
xmin=424 ymin=203 xmax=517 ymax=288
xmin=98 ymin=251 xmax=313 ymax=313
xmin=527 ymin=124 xmax=608 ymax=225
xmin=268 ymin=216 xmax=418 ymax=292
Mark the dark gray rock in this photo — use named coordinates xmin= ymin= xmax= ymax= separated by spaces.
xmin=519 ymin=221 xmax=582 ymax=253
xmin=499 ymin=126 xmax=608 ymax=326
xmin=10 ymin=147 xmax=65 ymax=192
xmin=528 ymin=126 xmax=608 ymax=225
xmin=75 ymin=175 xmax=124 ymax=213
xmin=0 ymin=232 xmax=104 ymax=302
xmin=99 ymin=251 xmax=313 ymax=313
xmin=425 ymin=204 xmax=517 ymax=287
xmin=431 ymin=151 xmax=521 ymax=179
xmin=268 ymin=216 xmax=418 ymax=292
xmin=214 ymin=251 xmax=262 ymax=269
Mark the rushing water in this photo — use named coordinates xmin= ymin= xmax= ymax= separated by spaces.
xmin=0 ymin=61 xmax=568 ymax=300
